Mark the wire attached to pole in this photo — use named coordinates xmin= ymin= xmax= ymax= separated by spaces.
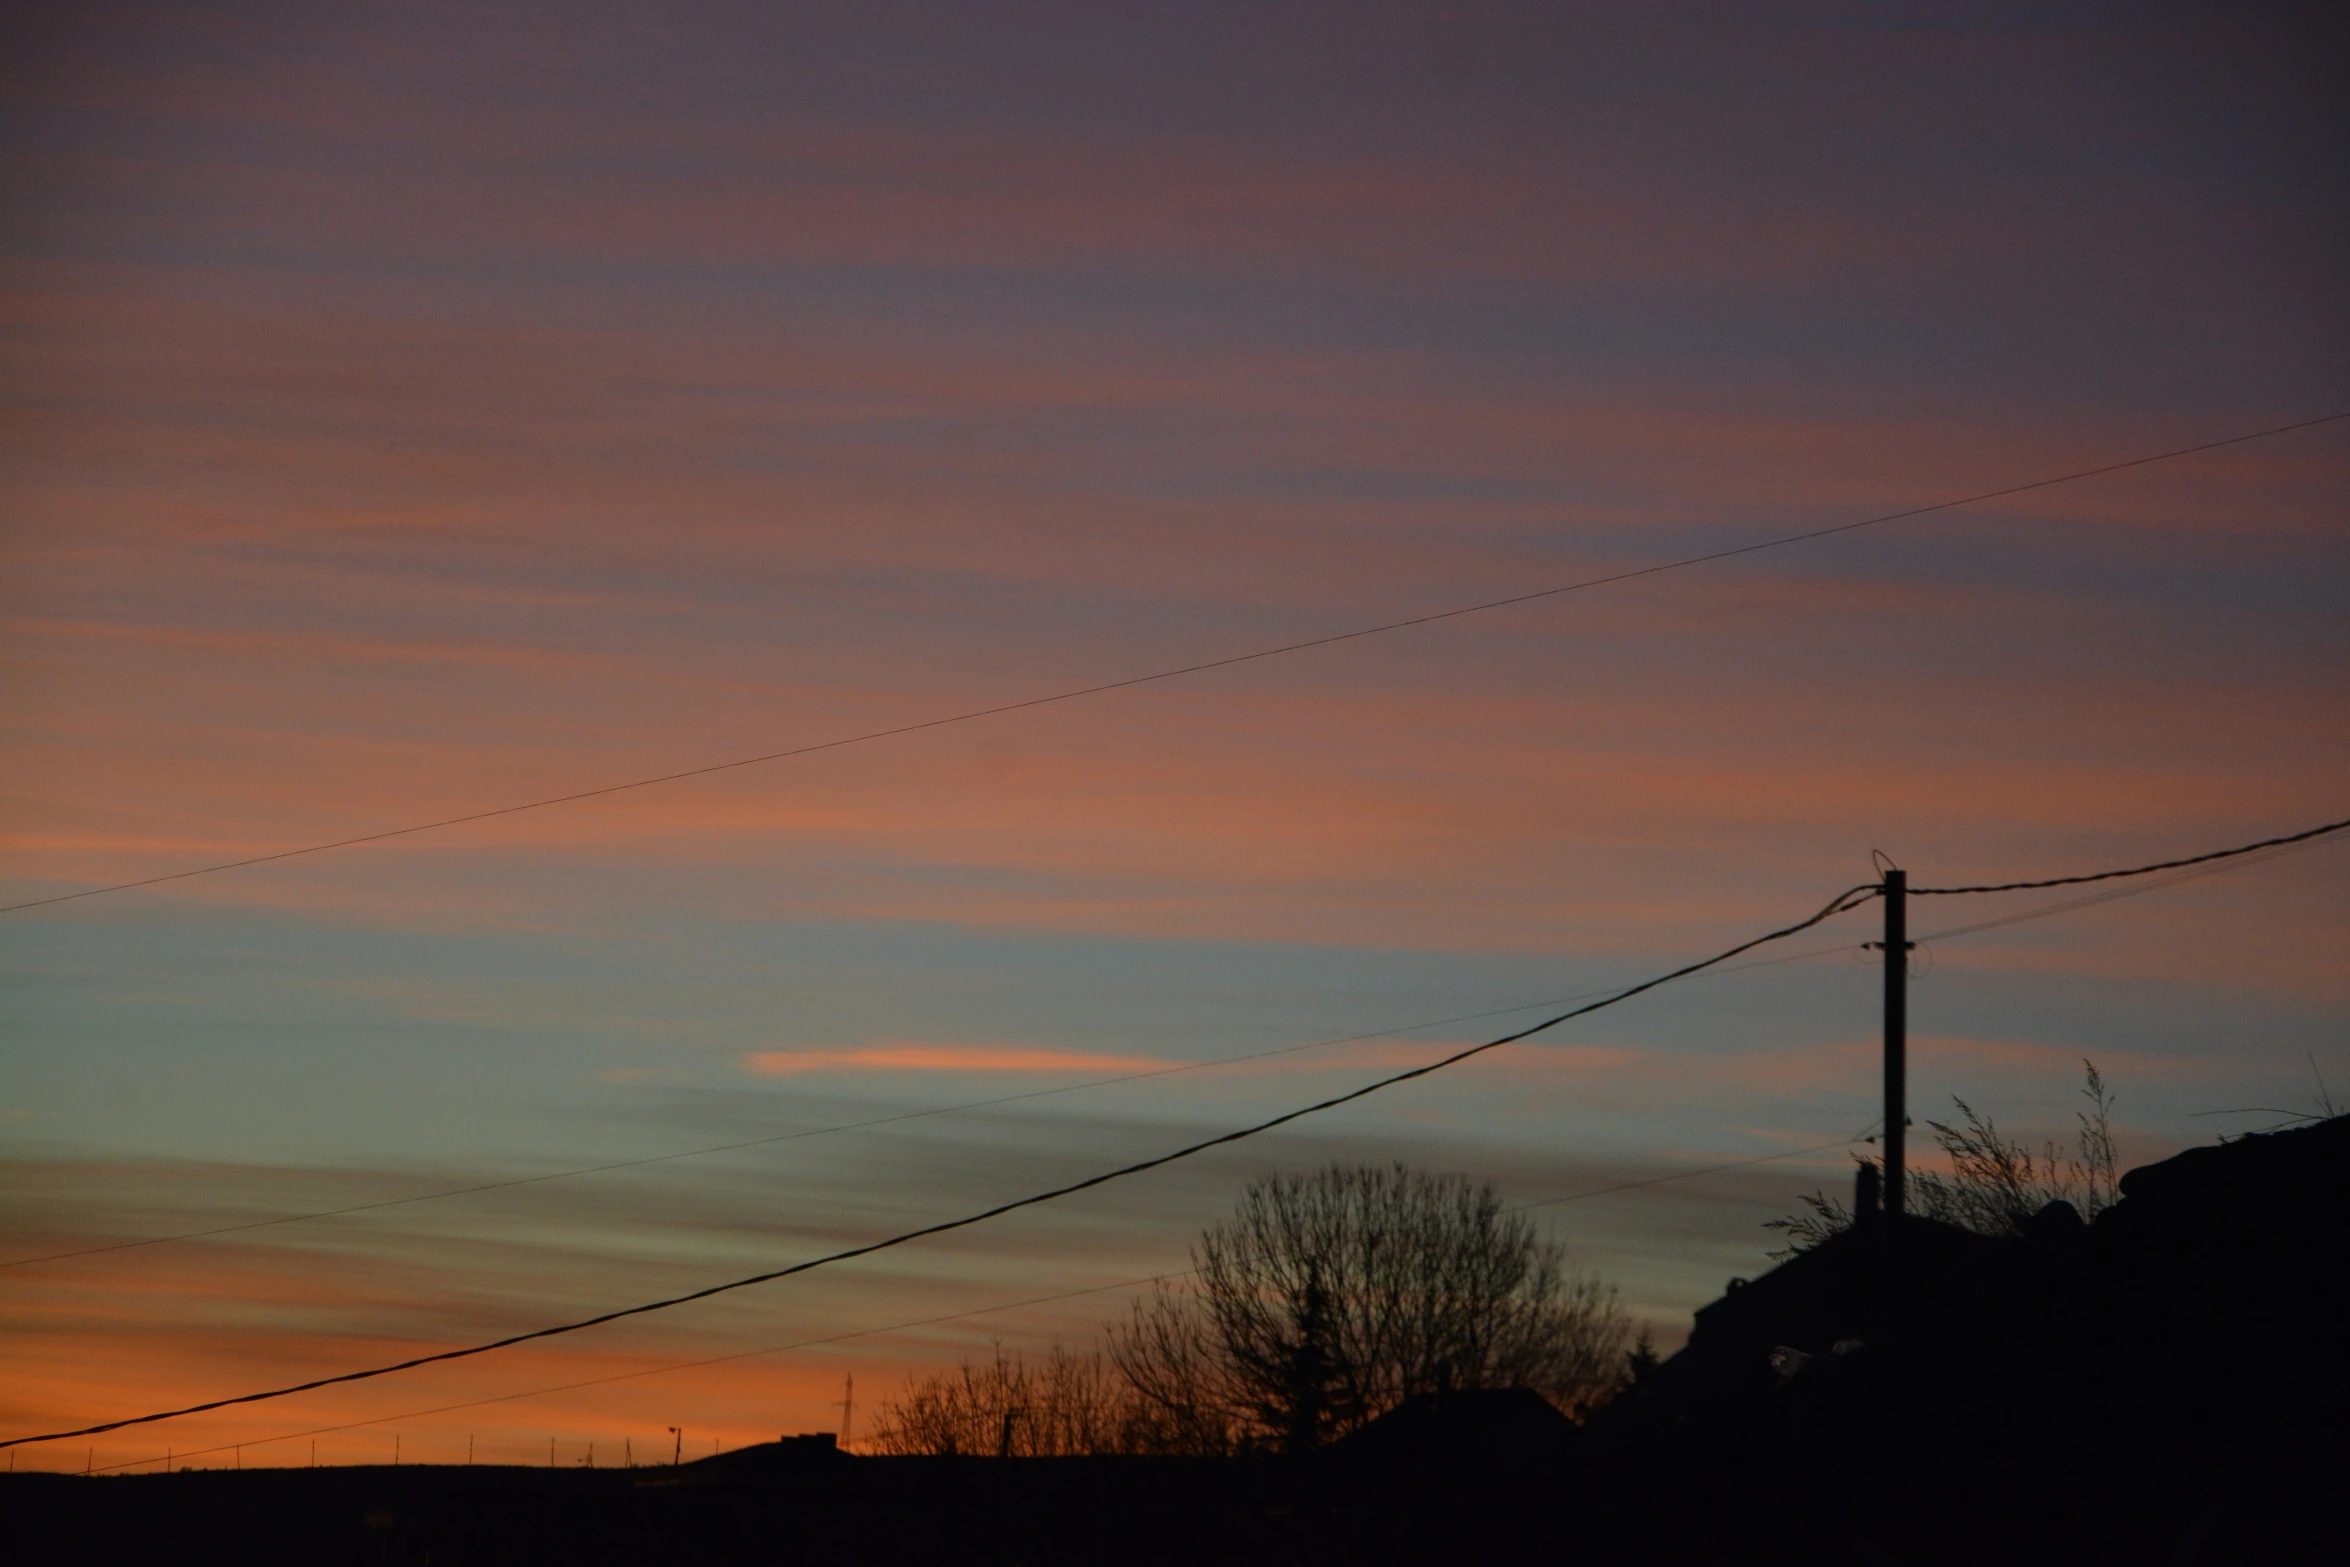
xmin=1910 ymin=816 xmax=2350 ymax=896
xmin=0 ymin=880 xmax=1880 ymax=1450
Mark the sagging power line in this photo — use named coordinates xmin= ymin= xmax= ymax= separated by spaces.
xmin=81 ymin=1129 xmax=1877 ymax=1476
xmin=0 ymin=878 xmax=1882 ymax=1448
xmin=8 ymin=815 xmax=2343 ymax=1450
xmin=1909 ymin=816 xmax=2350 ymax=896
xmin=17 ymin=813 xmax=2342 ymax=1272
xmin=0 ymin=950 xmax=1874 ymax=1272
xmin=6 ymin=412 xmax=2341 ymax=920
xmin=0 ymin=989 xmax=1657 ymax=1270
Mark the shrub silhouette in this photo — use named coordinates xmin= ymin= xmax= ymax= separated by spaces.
xmin=1767 ymin=1060 xmax=2121 ymax=1256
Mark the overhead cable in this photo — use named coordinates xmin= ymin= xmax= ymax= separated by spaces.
xmin=2 ymin=989 xmax=1640 ymax=1270
xmin=14 ymin=817 xmax=2344 ymax=1446
xmin=0 ymin=880 xmax=1881 ymax=1448
xmin=1909 ymin=830 xmax=2346 ymax=943
xmin=8 ymin=412 xmax=2343 ymax=919
xmin=19 ymin=815 xmax=2343 ymax=1268
xmin=84 ymin=1129 xmax=1873 ymax=1475
xmin=6 ymin=927 xmax=1906 ymax=1270
xmin=1910 ymin=815 xmax=2350 ymax=896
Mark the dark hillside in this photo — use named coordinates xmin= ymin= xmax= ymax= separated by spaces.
xmin=1554 ymin=1113 xmax=2350 ymax=1562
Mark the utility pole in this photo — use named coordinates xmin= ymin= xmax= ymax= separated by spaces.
xmin=998 ymin=1405 xmax=1026 ymax=1459
xmin=1882 ymin=867 xmax=1908 ymax=1223
xmin=835 ymin=1373 xmax=856 ymax=1449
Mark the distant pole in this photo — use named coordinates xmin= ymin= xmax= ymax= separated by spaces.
xmin=1882 ymin=868 xmax=1908 ymax=1224
xmin=836 ymin=1373 xmax=856 ymax=1448
xmin=669 ymin=1426 xmax=682 ymax=1466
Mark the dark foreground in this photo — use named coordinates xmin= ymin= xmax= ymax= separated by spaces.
xmin=3 ymin=1429 xmax=2338 ymax=1566
xmin=7 ymin=1117 xmax=2343 ymax=1565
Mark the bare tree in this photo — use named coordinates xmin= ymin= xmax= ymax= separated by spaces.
xmin=1113 ymin=1163 xmax=1630 ymax=1450
xmin=1103 ymin=1283 xmax=1244 ymax=1455
xmin=1767 ymin=1060 xmax=2121 ymax=1257
xmin=870 ymin=1342 xmax=1136 ymax=1457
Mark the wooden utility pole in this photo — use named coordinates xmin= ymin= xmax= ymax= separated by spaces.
xmin=836 ymin=1373 xmax=856 ymax=1448
xmin=998 ymin=1405 xmax=1025 ymax=1459
xmin=1882 ymin=867 xmax=1908 ymax=1222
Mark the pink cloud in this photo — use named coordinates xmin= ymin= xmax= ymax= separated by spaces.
xmin=741 ymin=1044 xmax=1173 ymax=1077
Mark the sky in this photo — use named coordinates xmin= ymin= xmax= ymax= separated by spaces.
xmin=2 ymin=0 xmax=2346 ymax=1471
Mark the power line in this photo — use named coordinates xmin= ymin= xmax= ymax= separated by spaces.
xmin=1727 ymin=821 xmax=2349 ymax=968
xmin=0 ymin=879 xmax=1881 ymax=1449
xmin=1 ymin=923 xmax=1891 ymax=1271
xmin=81 ymin=1128 xmax=1873 ymax=1474
xmin=12 ymin=818 xmax=2342 ymax=1447
xmin=1908 ymin=830 xmax=2347 ymax=943
xmin=85 ymin=1273 xmax=1175 ymax=1475
xmin=1909 ymin=816 xmax=2350 ymax=896
xmin=22 ymin=815 xmax=2342 ymax=1269
xmin=0 ymin=989 xmax=1640 ymax=1270
xmin=8 ymin=412 xmax=2342 ymax=920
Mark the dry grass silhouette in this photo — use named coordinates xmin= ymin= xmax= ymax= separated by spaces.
xmin=1767 ymin=1061 xmax=2121 ymax=1256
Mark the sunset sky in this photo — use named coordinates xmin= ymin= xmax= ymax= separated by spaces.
xmin=3 ymin=1 xmax=2345 ymax=1471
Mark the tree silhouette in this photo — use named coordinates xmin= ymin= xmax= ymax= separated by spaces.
xmin=876 ymin=1163 xmax=1630 ymax=1455
xmin=1114 ymin=1162 xmax=1630 ymax=1450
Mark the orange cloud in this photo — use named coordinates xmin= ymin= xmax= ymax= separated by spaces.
xmin=742 ymin=1045 xmax=1174 ymax=1077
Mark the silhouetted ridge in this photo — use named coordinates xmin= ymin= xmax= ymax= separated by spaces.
xmin=1568 ymin=1114 xmax=2350 ymax=1561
